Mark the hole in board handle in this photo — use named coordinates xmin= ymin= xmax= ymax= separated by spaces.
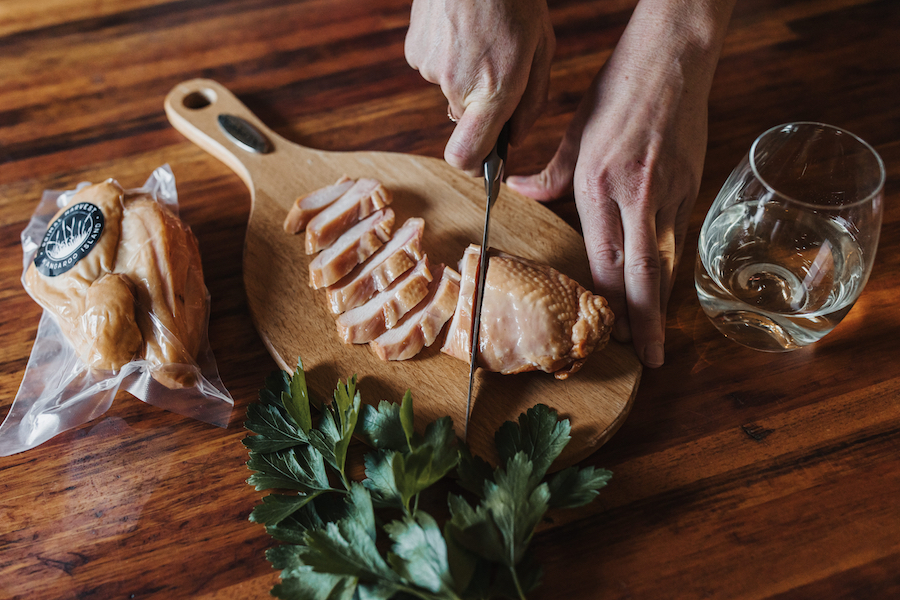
xmin=182 ymin=89 xmax=217 ymax=110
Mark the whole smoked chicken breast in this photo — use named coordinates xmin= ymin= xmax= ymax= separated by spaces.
xmin=23 ymin=181 xmax=142 ymax=371
xmin=442 ymin=245 xmax=614 ymax=379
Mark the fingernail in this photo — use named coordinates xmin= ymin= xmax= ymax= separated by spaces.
xmin=643 ymin=343 xmax=665 ymax=368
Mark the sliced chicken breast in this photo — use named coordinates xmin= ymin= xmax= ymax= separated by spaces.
xmin=309 ymin=208 xmax=394 ymax=289
xmin=336 ymin=257 xmax=433 ymax=344
xmin=325 ymin=217 xmax=424 ymax=314
xmin=305 ymin=178 xmax=391 ymax=254
xmin=370 ymin=264 xmax=460 ymax=361
xmin=283 ymin=175 xmax=354 ymax=234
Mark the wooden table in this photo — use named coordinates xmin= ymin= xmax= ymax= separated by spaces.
xmin=1 ymin=1 xmax=898 ymax=598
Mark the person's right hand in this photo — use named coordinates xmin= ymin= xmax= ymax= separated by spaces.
xmin=405 ymin=0 xmax=555 ymax=174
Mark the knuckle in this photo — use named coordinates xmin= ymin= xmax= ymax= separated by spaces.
xmin=590 ymin=241 xmax=625 ymax=269
xmin=627 ymin=254 xmax=662 ymax=280
xmin=575 ymin=170 xmax=614 ymax=206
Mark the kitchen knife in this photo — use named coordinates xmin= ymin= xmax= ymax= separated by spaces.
xmin=464 ymin=123 xmax=510 ymax=441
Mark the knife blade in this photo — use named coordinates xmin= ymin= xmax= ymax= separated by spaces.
xmin=464 ymin=123 xmax=510 ymax=441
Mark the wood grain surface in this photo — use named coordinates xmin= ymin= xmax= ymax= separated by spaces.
xmin=164 ymin=78 xmax=641 ymax=469
xmin=1 ymin=1 xmax=899 ymax=599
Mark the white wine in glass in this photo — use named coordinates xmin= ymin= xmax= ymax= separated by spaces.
xmin=695 ymin=122 xmax=885 ymax=351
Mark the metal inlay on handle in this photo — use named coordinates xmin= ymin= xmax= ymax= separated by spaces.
xmin=217 ymin=114 xmax=272 ymax=154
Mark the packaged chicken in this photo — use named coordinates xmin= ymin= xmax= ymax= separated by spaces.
xmin=0 ymin=166 xmax=233 ymax=457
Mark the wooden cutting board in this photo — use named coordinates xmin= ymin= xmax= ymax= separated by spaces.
xmin=164 ymin=79 xmax=641 ymax=468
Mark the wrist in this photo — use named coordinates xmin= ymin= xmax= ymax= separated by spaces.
xmin=621 ymin=0 xmax=736 ymax=92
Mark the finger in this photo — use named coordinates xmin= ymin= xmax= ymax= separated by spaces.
xmin=575 ymin=189 xmax=630 ymax=343
xmin=655 ymin=201 xmax=678 ymax=317
xmin=505 ymin=131 xmax=579 ymax=201
xmin=403 ymin=0 xmax=429 ymax=72
xmin=621 ymin=205 xmax=665 ymax=367
xmin=508 ymin=27 xmax=555 ymax=147
xmin=444 ymin=101 xmax=511 ymax=174
xmin=658 ymin=188 xmax=699 ymax=315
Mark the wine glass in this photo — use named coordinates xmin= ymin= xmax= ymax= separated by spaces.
xmin=695 ymin=122 xmax=885 ymax=351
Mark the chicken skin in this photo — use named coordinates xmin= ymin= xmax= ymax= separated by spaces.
xmin=442 ymin=245 xmax=614 ymax=379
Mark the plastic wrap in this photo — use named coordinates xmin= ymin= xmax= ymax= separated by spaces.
xmin=0 ymin=165 xmax=233 ymax=456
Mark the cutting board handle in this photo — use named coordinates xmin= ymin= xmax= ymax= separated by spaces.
xmin=164 ymin=79 xmax=300 ymax=194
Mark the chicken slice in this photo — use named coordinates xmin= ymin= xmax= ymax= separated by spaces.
xmin=305 ymin=178 xmax=391 ymax=254
xmin=115 ymin=196 xmax=208 ymax=388
xmin=370 ymin=264 xmax=460 ymax=361
xmin=283 ymin=175 xmax=354 ymax=234
xmin=336 ymin=257 xmax=433 ymax=344
xmin=325 ymin=217 xmax=425 ymax=314
xmin=309 ymin=208 xmax=394 ymax=289
xmin=441 ymin=245 xmax=614 ymax=379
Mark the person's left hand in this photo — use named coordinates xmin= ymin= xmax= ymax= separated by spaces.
xmin=507 ymin=0 xmax=732 ymax=367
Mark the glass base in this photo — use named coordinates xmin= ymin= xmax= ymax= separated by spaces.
xmin=705 ymin=310 xmax=802 ymax=352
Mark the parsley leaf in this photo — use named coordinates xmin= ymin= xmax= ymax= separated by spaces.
xmin=495 ymin=404 xmax=571 ymax=487
xmin=298 ymin=484 xmax=399 ymax=583
xmin=391 ymin=414 xmax=459 ymax=513
xmin=399 ymin=390 xmax=416 ymax=449
xmin=362 ymin=450 xmax=402 ymax=509
xmin=259 ymin=369 xmax=290 ymax=407
xmin=447 ymin=453 xmax=549 ymax=568
xmin=484 ymin=453 xmax=550 ymax=567
xmin=282 ymin=357 xmax=313 ymax=434
xmin=309 ymin=376 xmax=361 ymax=484
xmin=384 ymin=512 xmax=455 ymax=595
xmin=268 ymin=543 xmax=355 ymax=600
xmin=243 ymin=403 xmax=308 ymax=453
xmin=357 ymin=400 xmax=408 ymax=452
xmin=547 ymin=465 xmax=613 ymax=509
xmin=246 ymin=445 xmax=332 ymax=493
xmin=456 ymin=445 xmax=495 ymax=498
xmin=250 ymin=492 xmax=323 ymax=526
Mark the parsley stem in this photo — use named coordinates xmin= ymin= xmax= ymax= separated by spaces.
xmin=509 ymin=565 xmax=527 ymax=600
xmin=396 ymin=583 xmax=463 ymax=600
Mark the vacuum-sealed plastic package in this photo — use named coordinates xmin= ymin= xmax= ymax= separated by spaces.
xmin=0 ymin=165 xmax=233 ymax=456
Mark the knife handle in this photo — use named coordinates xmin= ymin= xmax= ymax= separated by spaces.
xmin=484 ymin=122 xmax=510 ymax=198
xmin=496 ymin=121 xmax=510 ymax=163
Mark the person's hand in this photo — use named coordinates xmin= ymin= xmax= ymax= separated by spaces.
xmin=405 ymin=0 xmax=555 ymax=173
xmin=507 ymin=0 xmax=734 ymax=368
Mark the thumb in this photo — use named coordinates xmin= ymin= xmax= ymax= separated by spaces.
xmin=445 ymin=100 xmax=513 ymax=174
xmin=506 ymin=134 xmax=579 ymax=201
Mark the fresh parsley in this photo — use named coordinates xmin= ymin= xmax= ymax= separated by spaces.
xmin=244 ymin=358 xmax=612 ymax=600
